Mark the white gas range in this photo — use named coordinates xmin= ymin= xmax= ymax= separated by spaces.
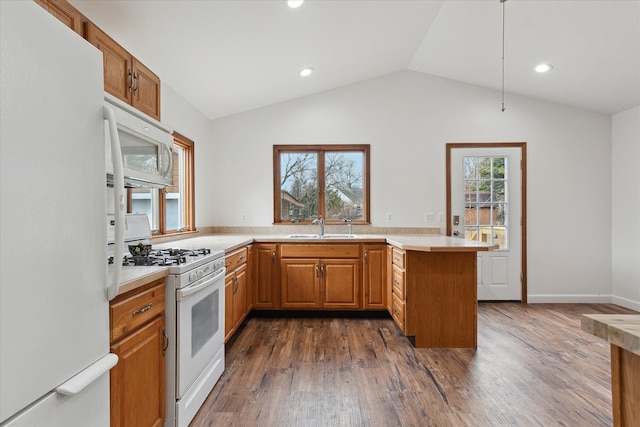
xmin=108 ymin=214 xmax=225 ymax=427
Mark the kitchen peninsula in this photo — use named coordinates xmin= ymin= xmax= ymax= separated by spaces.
xmin=152 ymin=232 xmax=496 ymax=348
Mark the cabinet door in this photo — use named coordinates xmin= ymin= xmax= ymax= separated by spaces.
xmin=386 ymin=245 xmax=393 ymax=314
xmin=363 ymin=244 xmax=386 ymax=309
xmin=35 ymin=0 xmax=86 ymax=36
xmin=86 ymin=22 xmax=132 ymax=104
xmin=281 ymin=258 xmax=321 ymax=309
xmin=224 ymin=275 xmax=234 ymax=342
xmin=322 ymin=259 xmax=360 ymax=310
xmin=254 ymin=244 xmax=279 ymax=309
xmin=110 ymin=315 xmax=165 ymax=427
xmin=233 ymin=264 xmax=248 ymax=329
xmin=132 ymin=58 xmax=161 ymax=121
xmin=246 ymin=245 xmax=254 ymax=312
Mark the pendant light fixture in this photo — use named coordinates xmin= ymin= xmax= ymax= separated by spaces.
xmin=500 ymin=0 xmax=508 ymax=112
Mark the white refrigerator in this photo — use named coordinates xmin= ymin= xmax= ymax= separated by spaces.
xmin=1 ymin=2 xmax=116 ymax=425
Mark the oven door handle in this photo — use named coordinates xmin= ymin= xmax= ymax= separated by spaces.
xmin=177 ymin=269 xmax=225 ymax=301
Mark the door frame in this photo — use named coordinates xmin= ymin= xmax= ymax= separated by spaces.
xmin=446 ymin=142 xmax=528 ymax=303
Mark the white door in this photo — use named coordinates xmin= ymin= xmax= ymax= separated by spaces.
xmin=450 ymin=147 xmax=522 ymax=301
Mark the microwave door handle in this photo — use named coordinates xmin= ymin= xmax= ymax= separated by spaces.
xmin=104 ymin=105 xmax=125 ymax=301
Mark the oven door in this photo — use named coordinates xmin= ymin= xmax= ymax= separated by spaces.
xmin=175 ymin=268 xmax=225 ymax=398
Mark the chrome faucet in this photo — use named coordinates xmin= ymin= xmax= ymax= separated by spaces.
xmin=312 ymin=215 xmax=325 ymax=236
xmin=343 ymin=218 xmax=352 ymax=236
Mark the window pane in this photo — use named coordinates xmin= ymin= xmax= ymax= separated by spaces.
xmin=280 ymin=152 xmax=318 ymax=221
xmin=464 ymin=227 xmax=478 ymax=241
xmin=464 ymin=181 xmax=477 ymax=202
xmin=479 ymin=157 xmax=492 ymax=179
xmin=465 ymin=204 xmax=478 ymax=225
xmin=463 ymin=157 xmax=478 ymax=179
xmin=165 ymin=145 xmax=183 ymax=231
xmin=492 ymin=180 xmax=506 ymax=202
xmin=324 ymin=151 xmax=364 ymax=221
xmin=492 ymin=157 xmax=505 ymax=179
xmin=131 ymin=188 xmax=159 ymax=232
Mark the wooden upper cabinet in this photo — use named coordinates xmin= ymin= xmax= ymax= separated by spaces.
xmin=131 ymin=58 xmax=161 ymax=120
xmin=34 ymin=0 xmax=87 ymax=36
xmin=85 ymin=21 xmax=161 ymax=121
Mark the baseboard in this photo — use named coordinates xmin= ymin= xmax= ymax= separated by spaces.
xmin=527 ymin=294 xmax=614 ymax=304
xmin=527 ymin=294 xmax=640 ymax=312
xmin=611 ymin=295 xmax=640 ymax=312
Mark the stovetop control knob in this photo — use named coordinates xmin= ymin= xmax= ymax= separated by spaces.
xmin=189 ymin=272 xmax=197 ymax=282
xmin=197 ymin=270 xmax=204 ymax=279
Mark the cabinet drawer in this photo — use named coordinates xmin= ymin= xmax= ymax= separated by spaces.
xmin=225 ymin=247 xmax=248 ymax=272
xmin=110 ymin=282 xmax=165 ymax=343
xmin=391 ymin=293 xmax=405 ymax=332
xmin=392 ymin=265 xmax=405 ymax=300
xmin=391 ymin=248 xmax=405 ymax=269
xmin=280 ymin=244 xmax=359 ymax=258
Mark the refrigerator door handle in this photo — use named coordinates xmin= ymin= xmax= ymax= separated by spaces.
xmin=104 ymin=105 xmax=125 ymax=301
xmin=55 ymin=353 xmax=118 ymax=396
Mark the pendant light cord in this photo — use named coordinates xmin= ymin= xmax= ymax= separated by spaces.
xmin=501 ymin=0 xmax=507 ymax=112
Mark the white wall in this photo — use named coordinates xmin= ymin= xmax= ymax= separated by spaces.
xmin=612 ymin=106 xmax=640 ymax=311
xmin=160 ymin=83 xmax=215 ymax=229
xmin=206 ymin=70 xmax=614 ymax=302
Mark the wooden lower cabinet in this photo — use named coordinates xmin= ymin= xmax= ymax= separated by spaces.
xmin=225 ymin=247 xmax=249 ymax=342
xmin=362 ymin=244 xmax=386 ymax=309
xmin=281 ymin=258 xmax=360 ymax=309
xmin=109 ymin=280 xmax=166 ymax=427
xmin=253 ymin=244 xmax=279 ymax=309
xmin=280 ymin=244 xmax=361 ymax=310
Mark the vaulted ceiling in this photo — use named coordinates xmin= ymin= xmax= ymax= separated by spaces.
xmin=71 ymin=0 xmax=640 ymax=120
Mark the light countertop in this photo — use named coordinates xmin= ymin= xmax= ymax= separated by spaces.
xmin=113 ymin=233 xmax=497 ymax=296
xmin=109 ymin=265 xmax=169 ymax=297
xmin=581 ymin=314 xmax=640 ymax=356
xmin=153 ymin=233 xmax=498 ymax=253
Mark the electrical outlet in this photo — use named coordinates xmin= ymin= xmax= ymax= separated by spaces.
xmin=386 ymin=212 xmax=392 ymax=223
xmin=438 ymin=212 xmax=444 ymax=223
xmin=425 ymin=212 xmax=434 ymax=223
xmin=241 ymin=212 xmax=247 ymax=222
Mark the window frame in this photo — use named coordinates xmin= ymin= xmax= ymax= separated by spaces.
xmin=273 ymin=144 xmax=370 ymax=225
xmin=127 ymin=131 xmax=195 ymax=236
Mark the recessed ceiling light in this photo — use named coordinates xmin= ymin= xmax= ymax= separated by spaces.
xmin=287 ymin=0 xmax=304 ymax=8
xmin=535 ymin=64 xmax=553 ymax=73
xmin=299 ymin=67 xmax=314 ymax=77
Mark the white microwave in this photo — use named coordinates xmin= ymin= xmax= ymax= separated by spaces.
xmin=104 ymin=94 xmax=173 ymax=188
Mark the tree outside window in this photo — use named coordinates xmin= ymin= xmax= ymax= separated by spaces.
xmin=274 ymin=145 xmax=370 ymax=224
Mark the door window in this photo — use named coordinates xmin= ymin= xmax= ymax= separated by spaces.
xmin=463 ymin=156 xmax=508 ymax=249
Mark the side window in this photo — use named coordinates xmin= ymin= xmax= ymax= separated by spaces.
xmin=128 ymin=132 xmax=195 ymax=235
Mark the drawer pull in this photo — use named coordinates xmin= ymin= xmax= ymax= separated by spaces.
xmin=394 ymin=279 xmax=400 ymax=285
xmin=239 ymin=255 xmax=246 ymax=261
xmin=132 ymin=303 xmax=152 ymax=316
xmin=225 ymin=262 xmax=231 ymax=267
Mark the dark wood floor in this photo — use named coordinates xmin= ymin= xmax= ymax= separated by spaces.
xmin=191 ymin=303 xmax=637 ymax=427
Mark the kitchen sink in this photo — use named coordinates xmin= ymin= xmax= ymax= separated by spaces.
xmin=286 ymin=234 xmax=358 ymax=239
